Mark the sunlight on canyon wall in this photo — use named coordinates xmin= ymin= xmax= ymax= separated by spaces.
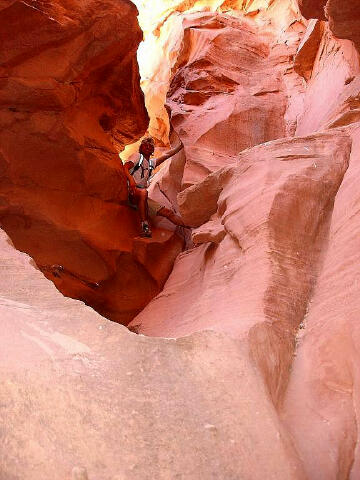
xmin=122 ymin=0 xmax=301 ymax=161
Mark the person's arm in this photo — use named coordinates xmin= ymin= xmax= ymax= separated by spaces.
xmin=155 ymin=131 xmax=184 ymax=167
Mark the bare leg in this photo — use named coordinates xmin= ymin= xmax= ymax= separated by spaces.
xmin=157 ymin=207 xmax=186 ymax=227
xmin=131 ymin=187 xmax=152 ymax=237
xmin=133 ymin=188 xmax=148 ymax=222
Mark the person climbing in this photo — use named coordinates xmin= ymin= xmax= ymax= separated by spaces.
xmin=124 ymin=130 xmax=186 ymax=238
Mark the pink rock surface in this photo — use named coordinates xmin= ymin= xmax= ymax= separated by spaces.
xmin=296 ymin=24 xmax=360 ymax=136
xmin=129 ymin=131 xmax=351 ymax=405
xmin=166 ymin=12 xmax=305 ymax=188
xmin=192 ymin=218 xmax=226 ymax=244
xmin=0 ymin=229 xmax=306 ymax=480
xmin=282 ymin=122 xmax=360 ymax=480
xmin=279 ymin=7 xmax=360 ymax=479
xmin=3 ymin=1 xmax=360 ymax=477
xmin=135 ymin=0 xmax=303 ymax=145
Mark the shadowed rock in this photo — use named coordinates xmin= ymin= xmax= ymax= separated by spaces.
xmin=0 ymin=0 xmax=183 ymax=323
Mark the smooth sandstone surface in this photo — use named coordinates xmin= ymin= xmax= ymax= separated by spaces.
xmin=0 ymin=229 xmax=306 ymax=480
xmin=282 ymin=124 xmax=360 ymax=480
xmin=129 ymin=131 xmax=351 ymax=406
xmin=131 ymin=3 xmax=360 ymax=477
xmin=280 ymin=4 xmax=360 ymax=479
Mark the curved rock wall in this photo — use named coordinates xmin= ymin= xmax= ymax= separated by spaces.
xmin=278 ymin=2 xmax=360 ymax=479
xmin=167 ymin=12 xmax=305 ymax=188
xmin=134 ymin=0 xmax=301 ymax=145
xmin=130 ymin=2 xmax=360 ymax=476
xmin=0 ymin=0 xmax=183 ymax=324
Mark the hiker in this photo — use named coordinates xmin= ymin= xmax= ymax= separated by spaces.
xmin=124 ymin=131 xmax=186 ymax=237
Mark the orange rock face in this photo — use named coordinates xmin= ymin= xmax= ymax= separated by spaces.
xmin=294 ymin=19 xmax=324 ymax=80
xmin=0 ymin=0 xmax=183 ymax=323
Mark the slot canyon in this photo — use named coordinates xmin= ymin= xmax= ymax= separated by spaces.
xmin=1 ymin=0 xmax=360 ymax=478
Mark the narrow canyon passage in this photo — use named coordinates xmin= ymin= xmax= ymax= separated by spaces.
xmin=1 ymin=0 xmax=360 ymax=479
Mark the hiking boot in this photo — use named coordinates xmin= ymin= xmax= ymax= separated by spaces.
xmin=140 ymin=221 xmax=152 ymax=238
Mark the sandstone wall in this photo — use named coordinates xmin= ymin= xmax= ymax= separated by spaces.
xmin=0 ymin=229 xmax=306 ymax=480
xmin=130 ymin=3 xmax=360 ymax=477
xmin=0 ymin=0 xmax=183 ymax=324
xmin=2 ymin=0 xmax=360 ymax=477
xmin=279 ymin=2 xmax=360 ymax=479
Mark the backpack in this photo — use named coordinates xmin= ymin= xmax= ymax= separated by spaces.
xmin=127 ymin=154 xmax=155 ymax=210
xmin=129 ymin=154 xmax=155 ymax=181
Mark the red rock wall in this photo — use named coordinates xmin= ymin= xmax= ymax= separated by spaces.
xmin=0 ymin=0 xmax=183 ymax=324
xmin=298 ymin=0 xmax=327 ymax=20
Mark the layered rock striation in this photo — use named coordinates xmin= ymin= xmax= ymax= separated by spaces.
xmin=130 ymin=131 xmax=351 ymax=405
xmin=140 ymin=7 xmax=306 ymax=232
